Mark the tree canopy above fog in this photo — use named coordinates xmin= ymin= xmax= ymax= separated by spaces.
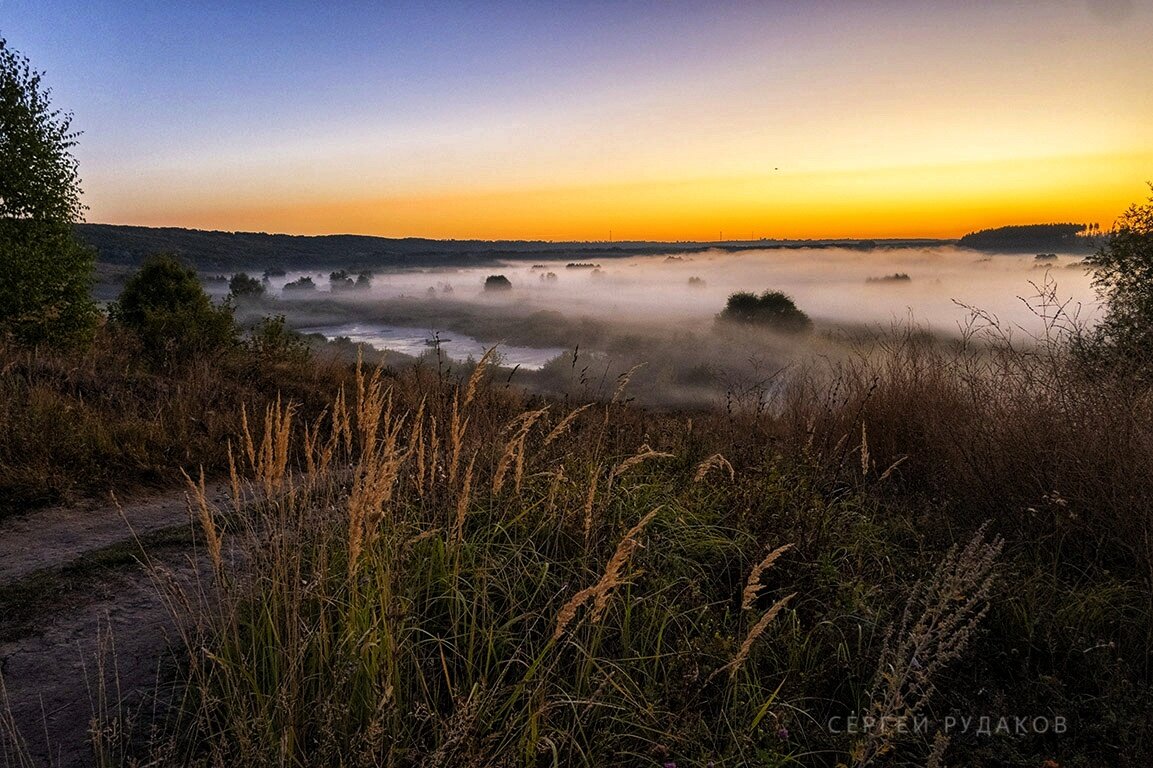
xmin=958 ymin=223 xmax=1091 ymax=253
xmin=717 ymin=291 xmax=812 ymax=334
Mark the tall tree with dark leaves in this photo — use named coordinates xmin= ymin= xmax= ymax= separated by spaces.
xmin=1085 ymin=185 xmax=1153 ymax=372
xmin=0 ymin=36 xmax=96 ymax=346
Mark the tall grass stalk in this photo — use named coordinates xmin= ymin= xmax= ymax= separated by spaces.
xmin=162 ymin=359 xmax=836 ymax=766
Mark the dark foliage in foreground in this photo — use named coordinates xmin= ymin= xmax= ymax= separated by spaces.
xmin=1084 ymin=186 xmax=1153 ymax=371
xmin=0 ymin=37 xmax=98 ymax=347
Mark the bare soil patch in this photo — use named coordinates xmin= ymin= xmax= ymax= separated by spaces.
xmin=0 ymin=484 xmax=226 ymax=585
xmin=0 ymin=486 xmax=226 ymax=766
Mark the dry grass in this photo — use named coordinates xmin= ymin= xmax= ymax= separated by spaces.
xmin=137 ymin=319 xmax=1153 ymax=766
xmin=693 ymin=452 xmax=735 ymax=483
xmin=741 ymin=543 xmax=794 ymax=611
xmin=7 ymin=296 xmax=1153 ymax=766
xmin=850 ymin=526 xmax=1004 ymax=767
xmin=0 ymin=325 xmax=348 ymax=516
xmin=726 ymin=591 xmax=796 ymax=681
xmin=129 ymin=357 xmax=841 ymax=766
xmin=780 ymin=309 xmax=1153 ymax=584
xmin=552 ymin=508 xmax=659 ymax=641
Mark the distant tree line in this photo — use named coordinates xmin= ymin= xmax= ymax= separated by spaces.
xmin=73 ymin=224 xmax=720 ymax=273
xmin=958 ymin=223 xmax=1092 ymax=253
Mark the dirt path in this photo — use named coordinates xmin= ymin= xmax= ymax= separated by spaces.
xmin=0 ymin=483 xmax=228 ymax=585
xmin=0 ymin=485 xmax=229 ymax=767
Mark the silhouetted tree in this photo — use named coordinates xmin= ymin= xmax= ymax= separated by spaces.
xmin=484 ymin=274 xmax=512 ymax=291
xmin=718 ymin=290 xmax=811 ymax=333
xmin=111 ymin=254 xmax=236 ymax=366
xmin=0 ymin=36 xmax=97 ymax=346
xmin=229 ymin=272 xmax=265 ymax=299
xmin=283 ymin=276 xmax=316 ymax=292
xmin=1085 ymin=185 xmax=1153 ymax=368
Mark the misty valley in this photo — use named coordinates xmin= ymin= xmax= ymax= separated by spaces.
xmin=6 ymin=4 xmax=1152 ymax=762
xmin=205 ymin=246 xmax=1099 ymax=405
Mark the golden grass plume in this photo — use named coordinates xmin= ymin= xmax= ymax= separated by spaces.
xmin=553 ymin=508 xmax=659 ymax=641
xmin=727 ymin=592 xmax=797 ymax=680
xmin=741 ymin=543 xmax=794 ymax=611
xmin=693 ymin=453 xmax=735 ymax=483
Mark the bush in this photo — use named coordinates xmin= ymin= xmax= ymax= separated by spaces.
xmin=110 ymin=253 xmax=237 ymax=366
xmin=247 ymin=314 xmax=310 ymax=366
xmin=0 ymin=220 xmax=97 ymax=347
xmin=717 ymin=290 xmax=812 ymax=333
xmin=484 ymin=274 xmax=513 ymax=291
xmin=283 ymin=276 xmax=316 ymax=292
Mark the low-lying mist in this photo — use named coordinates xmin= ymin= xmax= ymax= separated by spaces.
xmin=227 ymin=246 xmax=1101 ymax=408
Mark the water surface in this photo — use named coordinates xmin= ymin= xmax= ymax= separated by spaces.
xmin=300 ymin=322 xmax=567 ymax=369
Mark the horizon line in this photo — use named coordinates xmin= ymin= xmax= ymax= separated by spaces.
xmin=78 ymin=220 xmax=1098 ymax=246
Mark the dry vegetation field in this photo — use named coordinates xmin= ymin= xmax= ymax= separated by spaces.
xmin=3 ymin=303 xmax=1152 ymax=767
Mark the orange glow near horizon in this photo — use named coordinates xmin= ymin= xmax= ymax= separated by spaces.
xmin=99 ymin=151 xmax=1151 ymax=242
xmin=29 ymin=1 xmax=1146 ymax=243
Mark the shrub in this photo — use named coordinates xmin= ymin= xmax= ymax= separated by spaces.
xmin=0 ymin=220 xmax=97 ymax=347
xmin=484 ymin=274 xmax=512 ymax=291
xmin=110 ymin=253 xmax=236 ymax=366
xmin=718 ymin=290 xmax=812 ymax=333
xmin=247 ymin=314 xmax=310 ymax=366
xmin=283 ymin=276 xmax=316 ymax=292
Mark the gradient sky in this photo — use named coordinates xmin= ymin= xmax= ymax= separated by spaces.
xmin=3 ymin=0 xmax=1151 ymax=240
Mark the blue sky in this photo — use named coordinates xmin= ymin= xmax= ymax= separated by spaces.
xmin=3 ymin=1 xmax=1151 ymax=238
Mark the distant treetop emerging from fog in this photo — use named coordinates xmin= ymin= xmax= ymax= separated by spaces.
xmin=958 ymin=224 xmax=1091 ymax=253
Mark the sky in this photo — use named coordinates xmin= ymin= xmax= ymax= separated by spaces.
xmin=3 ymin=0 xmax=1151 ymax=240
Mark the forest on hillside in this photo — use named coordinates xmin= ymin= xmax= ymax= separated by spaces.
xmin=75 ymin=224 xmax=711 ymax=271
xmin=74 ymin=223 xmax=944 ymax=272
xmin=958 ymin=223 xmax=1094 ymax=253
